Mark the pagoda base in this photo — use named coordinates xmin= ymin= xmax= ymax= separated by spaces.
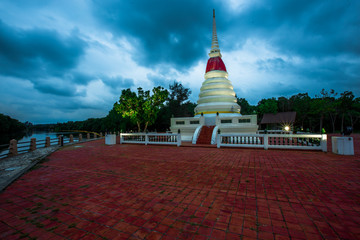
xmin=170 ymin=114 xmax=258 ymax=144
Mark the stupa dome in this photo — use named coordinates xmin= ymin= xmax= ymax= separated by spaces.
xmin=205 ymin=57 xmax=227 ymax=73
xmin=194 ymin=10 xmax=241 ymax=117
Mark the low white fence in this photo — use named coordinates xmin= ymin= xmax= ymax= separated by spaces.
xmin=217 ymin=134 xmax=327 ymax=152
xmin=120 ymin=133 xmax=181 ymax=147
xmin=257 ymin=130 xmax=293 ymax=134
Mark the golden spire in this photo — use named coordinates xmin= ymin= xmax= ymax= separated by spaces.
xmin=209 ymin=9 xmax=221 ymax=58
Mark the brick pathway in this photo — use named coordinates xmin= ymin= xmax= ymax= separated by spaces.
xmin=1 ymin=137 xmax=359 ymax=239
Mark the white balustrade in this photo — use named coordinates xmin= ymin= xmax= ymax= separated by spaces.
xmin=120 ymin=133 xmax=181 ymax=147
xmin=192 ymin=125 xmax=203 ymax=144
xmin=217 ymin=134 xmax=327 ymax=152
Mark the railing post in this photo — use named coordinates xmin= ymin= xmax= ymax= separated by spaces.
xmin=58 ymin=135 xmax=63 ymax=146
xmin=45 ymin=137 xmax=50 ymax=147
xmin=119 ymin=133 xmax=123 ymax=144
xmin=30 ymin=138 xmax=36 ymax=151
xmin=9 ymin=139 xmax=18 ymax=156
xmin=87 ymin=133 xmax=90 ymax=140
xmin=321 ymin=134 xmax=327 ymax=152
xmin=79 ymin=133 xmax=83 ymax=142
xmin=177 ymin=133 xmax=181 ymax=147
xmin=145 ymin=134 xmax=148 ymax=145
xmin=217 ymin=134 xmax=221 ymax=148
xmin=264 ymin=135 xmax=269 ymax=150
xmin=69 ymin=134 xmax=74 ymax=143
xmin=100 ymin=132 xmax=103 ymax=138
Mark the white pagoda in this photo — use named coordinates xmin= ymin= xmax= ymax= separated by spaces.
xmin=170 ymin=10 xmax=258 ymax=144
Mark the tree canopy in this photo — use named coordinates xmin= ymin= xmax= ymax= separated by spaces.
xmin=237 ymin=98 xmax=255 ymax=115
xmin=0 ymin=114 xmax=25 ymax=133
xmin=17 ymin=87 xmax=359 ymax=134
xmin=114 ymin=86 xmax=168 ymax=132
xmin=255 ymin=89 xmax=360 ymax=133
xmin=256 ymin=97 xmax=278 ymax=122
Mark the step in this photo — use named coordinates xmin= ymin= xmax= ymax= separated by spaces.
xmin=196 ymin=126 xmax=215 ymax=145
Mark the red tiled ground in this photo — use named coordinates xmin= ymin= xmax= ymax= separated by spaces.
xmin=1 ymin=134 xmax=360 ymax=239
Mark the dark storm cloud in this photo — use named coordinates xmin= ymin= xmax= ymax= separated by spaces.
xmin=293 ymin=58 xmax=360 ymax=91
xmin=92 ymin=0 xmax=360 ymax=82
xmin=257 ymin=58 xmax=287 ymax=72
xmin=223 ymin=0 xmax=360 ymax=58
xmin=59 ymin=100 xmax=104 ymax=111
xmin=0 ymin=19 xmax=87 ymax=80
xmin=269 ymin=82 xmax=300 ymax=97
xmin=32 ymin=74 xmax=135 ymax=97
xmin=33 ymin=80 xmax=77 ymax=97
xmin=147 ymin=73 xmax=173 ymax=88
xmin=0 ymin=0 xmax=359 ymax=124
xmin=223 ymin=0 xmax=360 ymax=98
xmin=255 ymin=55 xmax=359 ymax=97
xmin=100 ymin=75 xmax=134 ymax=91
xmin=91 ymin=0 xmax=218 ymax=70
xmin=67 ymin=72 xmax=94 ymax=85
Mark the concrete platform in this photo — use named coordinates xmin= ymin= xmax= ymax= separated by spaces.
xmin=0 ymin=135 xmax=359 ymax=239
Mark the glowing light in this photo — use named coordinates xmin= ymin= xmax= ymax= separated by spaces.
xmin=284 ymin=126 xmax=290 ymax=131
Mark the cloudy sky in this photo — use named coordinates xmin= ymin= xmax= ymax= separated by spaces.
xmin=0 ymin=0 xmax=359 ymax=124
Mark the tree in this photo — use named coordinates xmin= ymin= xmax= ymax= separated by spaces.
xmin=237 ymin=98 xmax=255 ymax=115
xmin=169 ymin=82 xmax=191 ymax=104
xmin=114 ymin=86 xmax=168 ymax=132
xmin=153 ymin=82 xmax=195 ymax=131
xmin=103 ymin=108 xmax=131 ymax=132
xmin=0 ymin=114 xmax=25 ymax=133
xmin=312 ymin=89 xmax=337 ymax=133
xmin=277 ymin=97 xmax=291 ymax=112
xmin=168 ymin=82 xmax=193 ymax=117
xmin=290 ymin=93 xmax=311 ymax=131
xmin=257 ymin=98 xmax=277 ymax=114
xmin=347 ymin=97 xmax=360 ymax=129
xmin=256 ymin=98 xmax=278 ymax=124
xmin=0 ymin=114 xmax=26 ymax=144
xmin=142 ymin=86 xmax=169 ymax=131
xmin=338 ymin=91 xmax=355 ymax=132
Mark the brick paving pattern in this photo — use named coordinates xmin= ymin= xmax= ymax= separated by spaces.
xmin=0 ymin=135 xmax=359 ymax=239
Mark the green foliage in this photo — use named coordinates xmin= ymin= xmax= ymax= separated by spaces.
xmin=169 ymin=82 xmax=192 ymax=104
xmin=246 ymin=89 xmax=360 ymax=133
xmin=168 ymin=82 xmax=194 ymax=117
xmin=338 ymin=91 xmax=360 ymax=131
xmin=143 ymin=86 xmax=169 ymax=130
xmin=53 ymin=110 xmax=132 ymax=133
xmin=51 ymin=84 xmax=194 ymax=133
xmin=290 ymin=93 xmax=311 ymax=129
xmin=114 ymin=86 xmax=168 ymax=132
xmin=277 ymin=97 xmax=291 ymax=112
xmin=237 ymin=98 xmax=255 ymax=115
xmin=256 ymin=98 xmax=278 ymax=117
xmin=345 ymin=96 xmax=360 ymax=128
xmin=310 ymin=89 xmax=338 ymax=132
xmin=114 ymin=88 xmax=142 ymax=130
xmin=0 ymin=113 xmax=25 ymax=133
xmin=6 ymin=86 xmax=357 ymax=135
xmin=152 ymin=82 xmax=195 ymax=131
xmin=103 ymin=108 xmax=131 ymax=132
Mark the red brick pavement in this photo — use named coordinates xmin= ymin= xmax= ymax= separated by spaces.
xmin=1 ymin=135 xmax=360 ymax=239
